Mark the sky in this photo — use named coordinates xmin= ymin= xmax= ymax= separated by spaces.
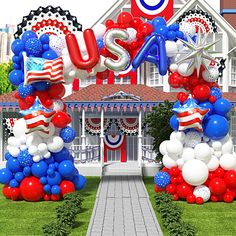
xmin=0 ymin=0 xmax=220 ymax=28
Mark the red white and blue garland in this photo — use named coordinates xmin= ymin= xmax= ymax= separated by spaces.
xmin=3 ymin=118 xmax=18 ymax=134
xmin=84 ymin=118 xmax=111 ymax=136
xmin=104 ymin=134 xmax=124 ymax=150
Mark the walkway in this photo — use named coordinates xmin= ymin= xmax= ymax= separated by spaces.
xmin=86 ymin=176 xmax=163 ymax=236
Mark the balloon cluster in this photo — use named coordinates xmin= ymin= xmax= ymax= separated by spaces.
xmin=155 ymin=17 xmax=236 ymax=204
xmin=0 ymin=30 xmax=86 ymax=202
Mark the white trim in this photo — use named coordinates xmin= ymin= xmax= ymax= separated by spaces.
xmin=81 ymin=108 xmax=86 ymax=148
xmin=100 ymin=108 xmax=104 ymax=176
xmin=0 ymin=111 xmax=3 ymax=161
xmin=138 ymin=110 xmax=142 ymax=171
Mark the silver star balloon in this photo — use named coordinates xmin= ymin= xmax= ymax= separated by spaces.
xmin=176 ymin=31 xmax=220 ymax=77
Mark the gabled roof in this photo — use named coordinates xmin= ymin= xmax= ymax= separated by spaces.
xmin=168 ymin=0 xmax=236 ymax=44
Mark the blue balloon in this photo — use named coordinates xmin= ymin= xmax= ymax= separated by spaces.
xmin=60 ymin=126 xmax=76 ymax=143
xmin=54 ymin=162 xmax=59 ymax=169
xmin=25 ymin=38 xmax=43 ymax=56
xmin=53 ymin=147 xmax=70 ymax=163
xmin=213 ymin=98 xmax=232 ymax=116
xmin=49 ymin=164 xmax=56 ymax=170
xmin=12 ymin=55 xmax=21 ymax=64
xmin=47 ymin=171 xmax=62 ymax=186
xmin=97 ymin=39 xmax=104 ymax=49
xmin=204 ymin=114 xmax=229 ymax=140
xmin=42 ymin=44 xmax=50 ymax=51
xmin=14 ymin=172 xmax=24 ymax=182
xmin=170 ymin=115 xmax=179 ymax=131
xmin=167 ymin=31 xmax=176 ymax=41
xmin=31 ymin=82 xmax=50 ymax=91
xmin=199 ymin=101 xmax=214 ymax=118
xmin=152 ymin=17 xmax=166 ymax=29
xmin=18 ymin=83 xmax=34 ymax=98
xmin=5 ymin=152 xmax=13 ymax=161
xmin=173 ymin=101 xmax=182 ymax=109
xmin=58 ymin=160 xmax=74 ymax=178
xmin=22 ymin=31 xmax=37 ymax=42
xmin=45 ymin=156 xmax=54 ymax=164
xmin=13 ymin=63 xmax=21 ymax=70
xmin=23 ymin=166 xmax=31 ymax=176
xmin=40 ymin=176 xmax=48 ymax=185
xmin=9 ymin=179 xmax=19 ymax=188
xmin=44 ymin=184 xmax=51 ymax=194
xmin=154 ymin=25 xmax=168 ymax=36
xmin=210 ymin=87 xmax=222 ymax=100
xmin=32 ymin=161 xmax=48 ymax=178
xmin=168 ymin=24 xmax=179 ymax=31
xmin=73 ymin=175 xmax=86 ymax=190
xmin=0 ymin=168 xmax=13 ymax=184
xmin=18 ymin=150 xmax=33 ymax=167
xmin=7 ymin=157 xmax=22 ymax=173
xmin=39 ymin=34 xmax=50 ymax=44
xmin=176 ymin=31 xmax=184 ymax=39
xmin=47 ymin=168 xmax=55 ymax=177
xmin=9 ymin=70 xmax=24 ymax=86
xmin=11 ymin=39 xmax=25 ymax=55
xmin=51 ymin=185 xmax=61 ymax=195
xmin=42 ymin=50 xmax=58 ymax=60
xmin=154 ymin=171 xmax=170 ymax=188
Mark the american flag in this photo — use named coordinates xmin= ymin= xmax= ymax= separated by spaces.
xmin=173 ymin=96 xmax=209 ymax=132
xmin=23 ymin=53 xmax=64 ymax=85
xmin=20 ymin=97 xmax=56 ymax=134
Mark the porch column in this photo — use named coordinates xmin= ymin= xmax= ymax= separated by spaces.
xmin=138 ymin=109 xmax=143 ymax=170
xmin=81 ymin=107 xmax=86 ymax=148
xmin=100 ymin=107 xmax=104 ymax=176
xmin=0 ymin=111 xmax=3 ymax=162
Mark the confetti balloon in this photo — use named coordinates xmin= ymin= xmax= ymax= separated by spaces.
xmin=154 ymin=171 xmax=171 ymax=188
xmin=193 ymin=185 xmax=211 ymax=202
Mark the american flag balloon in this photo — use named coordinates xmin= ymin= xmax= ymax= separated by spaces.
xmin=20 ymin=97 xmax=56 ymax=134
xmin=173 ymin=96 xmax=209 ymax=132
xmin=23 ymin=53 xmax=64 ymax=85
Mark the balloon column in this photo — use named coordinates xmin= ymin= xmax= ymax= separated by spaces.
xmin=155 ymin=18 xmax=236 ymax=204
xmin=0 ymin=30 xmax=86 ymax=202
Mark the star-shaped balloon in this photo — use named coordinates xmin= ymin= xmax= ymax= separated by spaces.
xmin=20 ymin=97 xmax=55 ymax=134
xmin=173 ymin=96 xmax=209 ymax=132
xmin=176 ymin=31 xmax=219 ymax=77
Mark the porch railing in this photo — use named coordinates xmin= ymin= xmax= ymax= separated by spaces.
xmin=142 ymin=145 xmax=159 ymax=164
xmin=69 ymin=145 xmax=100 ymax=164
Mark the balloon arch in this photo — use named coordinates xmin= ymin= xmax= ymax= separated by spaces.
xmin=0 ymin=6 xmax=236 ymax=203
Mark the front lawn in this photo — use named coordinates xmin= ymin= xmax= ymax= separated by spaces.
xmin=0 ymin=177 xmax=100 ymax=236
xmin=144 ymin=177 xmax=236 ymax=236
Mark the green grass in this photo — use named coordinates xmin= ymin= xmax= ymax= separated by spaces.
xmin=144 ymin=177 xmax=236 ymax=236
xmin=0 ymin=177 xmax=100 ymax=236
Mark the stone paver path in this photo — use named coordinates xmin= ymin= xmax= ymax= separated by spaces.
xmin=86 ymin=176 xmax=163 ymax=236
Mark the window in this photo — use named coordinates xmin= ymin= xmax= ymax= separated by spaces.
xmin=114 ymin=76 xmax=131 ymax=84
xmin=80 ymin=76 xmax=96 ymax=87
xmin=231 ymin=58 xmax=236 ymax=86
xmin=230 ymin=111 xmax=236 ymax=151
xmin=148 ymin=63 xmax=163 ymax=86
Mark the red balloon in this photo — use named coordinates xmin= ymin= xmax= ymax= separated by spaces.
xmin=60 ymin=181 xmax=75 ymax=197
xmin=96 ymin=70 xmax=110 ymax=80
xmin=154 ymin=185 xmax=165 ymax=193
xmin=210 ymin=195 xmax=218 ymax=202
xmin=18 ymin=98 xmax=31 ymax=110
xmin=173 ymin=194 xmax=179 ymax=201
xmin=192 ymin=84 xmax=210 ymax=102
xmin=162 ymin=167 xmax=169 ymax=172
xmin=214 ymin=167 xmax=225 ymax=179
xmin=176 ymin=183 xmax=193 ymax=199
xmin=105 ymin=19 xmax=114 ymax=27
xmin=196 ymin=197 xmax=204 ymax=205
xmin=223 ymin=192 xmax=234 ymax=203
xmin=209 ymin=96 xmax=216 ymax=103
xmin=51 ymin=111 xmax=70 ymax=128
xmin=208 ymin=172 xmax=215 ymax=180
xmin=20 ymin=177 xmax=44 ymax=202
xmin=177 ymin=175 xmax=184 ymax=184
xmin=11 ymin=188 xmax=21 ymax=201
xmin=187 ymin=194 xmax=196 ymax=204
xmin=168 ymin=72 xmax=182 ymax=88
xmin=2 ymin=185 xmax=12 ymax=199
xmin=117 ymin=12 xmax=133 ymax=27
xmin=51 ymin=194 xmax=61 ymax=201
xmin=48 ymin=84 xmax=65 ymax=99
xmin=209 ymin=178 xmax=227 ymax=196
xmin=14 ymin=91 xmax=20 ymax=99
xmin=166 ymin=184 xmax=176 ymax=195
xmin=137 ymin=23 xmax=153 ymax=36
xmin=35 ymin=91 xmax=49 ymax=100
xmin=132 ymin=17 xmax=143 ymax=30
xmin=25 ymin=95 xmax=36 ymax=105
xmin=171 ymin=177 xmax=179 ymax=185
xmin=182 ymin=77 xmax=189 ymax=84
xmin=224 ymin=170 xmax=236 ymax=189
xmin=169 ymin=167 xmax=180 ymax=177
xmin=44 ymin=194 xmax=51 ymax=201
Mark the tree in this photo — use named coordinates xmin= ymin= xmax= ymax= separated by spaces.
xmin=0 ymin=61 xmax=15 ymax=95
xmin=145 ymin=100 xmax=173 ymax=162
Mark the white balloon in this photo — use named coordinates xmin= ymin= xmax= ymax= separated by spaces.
xmin=194 ymin=143 xmax=211 ymax=163
xmin=28 ymin=145 xmax=38 ymax=156
xmin=19 ymin=136 xmax=27 ymax=145
xmin=26 ymin=134 xmax=43 ymax=147
xmin=33 ymin=155 xmax=41 ymax=163
xmin=166 ymin=139 xmax=183 ymax=156
xmin=176 ymin=158 xmax=184 ymax=170
xmin=193 ymin=185 xmax=211 ymax=202
xmin=47 ymin=136 xmax=64 ymax=153
xmin=207 ymin=155 xmax=219 ymax=171
xmin=214 ymin=151 xmax=222 ymax=159
xmin=184 ymin=131 xmax=202 ymax=148
xmin=162 ymin=154 xmax=177 ymax=169
xmin=166 ymin=41 xmax=178 ymax=57
xmin=13 ymin=118 xmax=27 ymax=139
xmin=126 ymin=28 xmax=137 ymax=42
xmin=38 ymin=123 xmax=55 ymax=138
xmin=182 ymin=159 xmax=209 ymax=186
xmin=8 ymin=137 xmax=21 ymax=147
xmin=178 ymin=63 xmax=194 ymax=76
xmin=43 ymin=152 xmax=51 ymax=159
xmin=92 ymin=23 xmax=106 ymax=39
xmin=175 ymin=131 xmax=186 ymax=143
xmin=52 ymin=100 xmax=64 ymax=111
xmin=202 ymin=66 xmax=219 ymax=82
xmin=8 ymin=146 xmax=20 ymax=157
xmin=211 ymin=141 xmax=222 ymax=151
xmin=38 ymin=143 xmax=48 ymax=154
xmin=169 ymin=63 xmax=178 ymax=72
xmin=220 ymin=153 xmax=236 ymax=170
xmin=159 ymin=140 xmax=169 ymax=155
xmin=222 ymin=139 xmax=233 ymax=154
xmin=20 ymin=145 xmax=27 ymax=151
xmin=49 ymin=35 xmax=65 ymax=56
xmin=181 ymin=147 xmax=195 ymax=162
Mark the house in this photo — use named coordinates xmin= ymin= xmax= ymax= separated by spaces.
xmin=1 ymin=0 xmax=236 ymax=176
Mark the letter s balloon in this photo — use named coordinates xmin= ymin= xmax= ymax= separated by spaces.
xmin=104 ymin=29 xmax=130 ymax=72
xmin=66 ymin=29 xmax=100 ymax=70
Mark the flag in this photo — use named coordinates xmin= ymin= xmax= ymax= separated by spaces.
xmin=131 ymin=0 xmax=173 ymax=20
xmin=23 ymin=53 xmax=64 ymax=85
xmin=173 ymin=96 xmax=209 ymax=132
xmin=20 ymin=97 xmax=56 ymax=134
